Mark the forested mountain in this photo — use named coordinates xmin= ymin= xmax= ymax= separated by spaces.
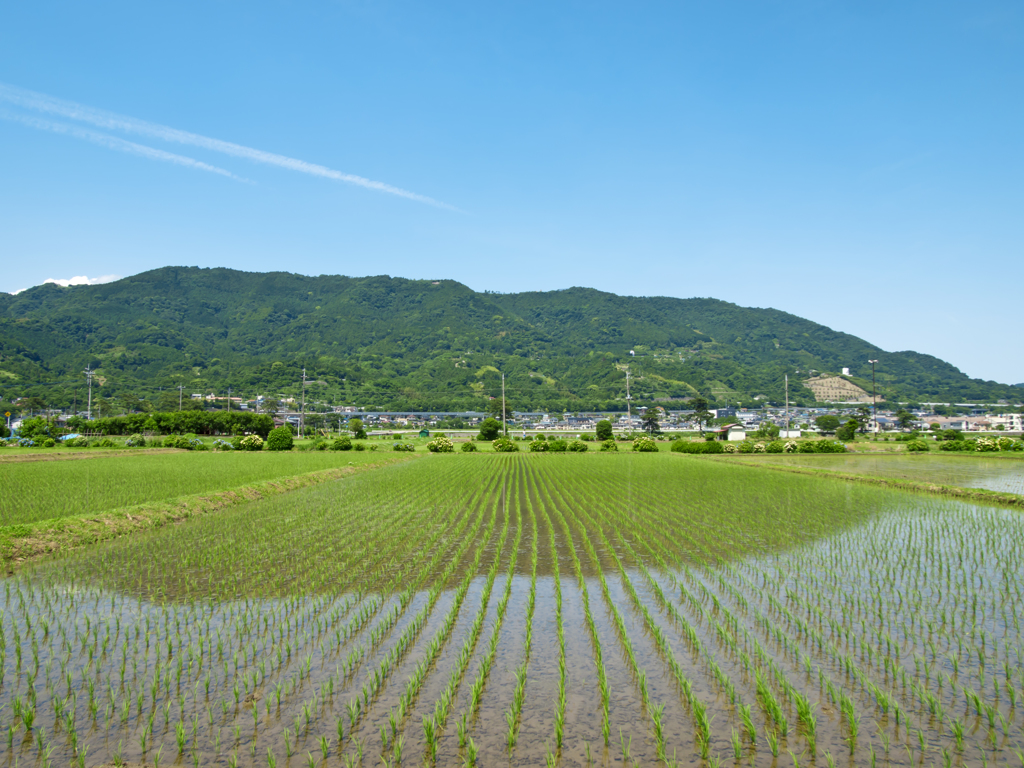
xmin=0 ymin=266 xmax=1016 ymax=412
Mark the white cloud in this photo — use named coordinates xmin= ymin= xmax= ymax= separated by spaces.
xmin=0 ymin=110 xmax=249 ymax=182
xmin=43 ymin=275 xmax=122 ymax=288
xmin=0 ymin=82 xmax=458 ymax=210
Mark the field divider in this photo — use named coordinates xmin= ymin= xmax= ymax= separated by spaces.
xmin=0 ymin=457 xmax=418 ymax=568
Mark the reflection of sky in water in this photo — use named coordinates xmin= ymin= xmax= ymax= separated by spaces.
xmin=754 ymin=454 xmax=1024 ymax=494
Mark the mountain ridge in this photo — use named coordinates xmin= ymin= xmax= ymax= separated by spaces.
xmin=0 ymin=266 xmax=1016 ymax=411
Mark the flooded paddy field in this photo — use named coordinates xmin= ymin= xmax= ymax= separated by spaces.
xmin=2 ymin=454 xmax=1023 ymax=767
xmin=741 ymin=453 xmax=1024 ymax=495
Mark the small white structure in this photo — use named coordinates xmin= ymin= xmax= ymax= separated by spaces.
xmin=717 ymin=424 xmax=747 ymax=441
xmin=779 ymin=429 xmax=802 ymax=439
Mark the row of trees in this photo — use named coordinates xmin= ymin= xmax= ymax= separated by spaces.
xmin=72 ymin=411 xmax=276 ymax=437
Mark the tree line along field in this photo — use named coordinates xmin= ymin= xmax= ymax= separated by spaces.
xmin=2 ymin=454 xmax=1023 ymax=768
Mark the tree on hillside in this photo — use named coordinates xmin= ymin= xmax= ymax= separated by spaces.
xmin=814 ymin=415 xmax=841 ymax=434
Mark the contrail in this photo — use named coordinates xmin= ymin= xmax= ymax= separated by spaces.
xmin=0 ymin=82 xmax=457 ymax=210
xmin=0 ymin=110 xmax=248 ymax=181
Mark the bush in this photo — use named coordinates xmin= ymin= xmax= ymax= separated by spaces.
xmin=737 ymin=440 xmax=756 ymax=453
xmin=814 ymin=440 xmax=848 ymax=454
xmin=595 ymin=420 xmax=613 ymax=441
xmin=392 ymin=442 xmax=415 ymax=452
xmin=797 ymin=440 xmax=817 ymax=453
xmin=331 ymin=436 xmax=353 ymax=451
xmin=40 ymin=437 xmax=56 ymax=448
xmin=240 ymin=435 xmax=265 ymax=451
xmin=906 ymin=439 xmax=930 ymax=452
xmin=163 ymin=434 xmax=192 ymax=449
xmin=460 ymin=441 xmax=478 ymax=453
xmin=492 ymin=437 xmax=518 ymax=453
xmin=533 ymin=433 xmax=547 ymax=441
xmin=125 ymin=433 xmax=147 ymax=448
xmin=632 ymin=436 xmax=658 ymax=452
xmin=765 ymin=440 xmax=785 ymax=453
xmin=670 ymin=440 xmax=723 ymax=454
xmin=579 ymin=434 xmax=594 ymax=441
xmin=354 ymin=442 xmax=366 ymax=451
xmin=940 ymin=429 xmax=963 ymax=442
xmin=65 ymin=436 xmax=89 ymax=448
xmin=528 ymin=439 xmax=548 ymax=452
xmin=599 ymin=439 xmax=618 ymax=452
xmin=426 ymin=436 xmax=454 ymax=453
xmin=96 ymin=438 xmax=118 ymax=449
xmin=478 ymin=418 xmax=503 ymax=441
xmin=548 ymin=439 xmax=568 ymax=452
xmin=213 ymin=439 xmax=234 ymax=451
xmin=266 ymin=426 xmax=294 ymax=452
xmin=567 ymin=439 xmax=589 ymax=452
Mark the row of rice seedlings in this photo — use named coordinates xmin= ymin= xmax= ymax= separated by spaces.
xmin=420 ymin=485 xmax=512 ymax=764
xmin=342 ymin=475 xmax=501 ymax=762
xmin=504 ymin=462 xmax=539 ymax=754
xmin=535 ymin=496 xmax=568 ymax=754
xmin=535 ymin=474 xmax=612 ymax=746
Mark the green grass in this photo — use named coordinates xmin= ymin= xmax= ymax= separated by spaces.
xmin=0 ymin=450 xmax=406 ymax=526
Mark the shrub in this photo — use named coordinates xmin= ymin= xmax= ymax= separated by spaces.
xmin=548 ymin=439 xmax=568 ymax=452
xmin=230 ymin=435 xmax=244 ymax=450
xmin=240 ymin=435 xmax=264 ymax=452
xmin=632 ymin=436 xmax=658 ymax=452
xmin=814 ymin=440 xmax=848 ymax=454
xmin=528 ymin=439 xmax=548 ymax=452
xmin=266 ymin=426 xmax=294 ymax=452
xmin=460 ymin=441 xmax=478 ymax=453
xmin=65 ymin=436 xmax=89 ymax=448
xmin=797 ymin=441 xmax=817 ymax=453
xmin=354 ymin=442 xmax=366 ymax=451
xmin=906 ymin=439 xmax=930 ymax=452
xmin=96 ymin=438 xmax=118 ymax=449
xmin=492 ymin=437 xmax=518 ymax=453
xmin=533 ymin=433 xmax=547 ymax=441
xmin=940 ymin=429 xmax=963 ymax=442
xmin=392 ymin=433 xmax=402 ymax=440
xmin=567 ymin=439 xmax=589 ymax=452
xmin=392 ymin=442 xmax=415 ymax=452
xmin=163 ymin=434 xmax=191 ymax=449
xmin=212 ymin=439 xmax=234 ymax=451
xmin=188 ymin=438 xmax=208 ymax=451
xmin=125 ymin=433 xmax=146 ymax=448
xmin=478 ymin=418 xmax=503 ymax=441
xmin=670 ymin=440 xmax=723 ymax=454
xmin=599 ymin=439 xmax=618 ymax=452
xmin=595 ymin=420 xmax=613 ymax=441
xmin=579 ymin=433 xmax=594 ymax=441
xmin=17 ymin=438 xmax=36 ymax=447
xmin=974 ymin=437 xmax=1000 ymax=453
xmin=426 ymin=436 xmax=454 ymax=453
xmin=40 ymin=437 xmax=56 ymax=448
xmin=331 ymin=436 xmax=353 ymax=451
xmin=765 ymin=440 xmax=785 ymax=453
xmin=737 ymin=440 xmax=756 ymax=453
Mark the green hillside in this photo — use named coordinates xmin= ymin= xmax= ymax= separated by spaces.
xmin=0 ymin=267 xmax=1017 ymax=412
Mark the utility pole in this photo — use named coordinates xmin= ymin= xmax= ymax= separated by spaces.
xmin=84 ymin=366 xmax=94 ymax=420
xmin=178 ymin=384 xmax=184 ymax=411
xmin=227 ymin=387 xmax=231 ymax=412
xmin=625 ymin=367 xmax=632 ymax=423
xmin=301 ymin=368 xmax=307 ymax=439
xmin=501 ymin=372 xmax=507 ymax=436
xmin=785 ymin=373 xmax=790 ymax=435
xmin=868 ymin=359 xmax=878 ymax=437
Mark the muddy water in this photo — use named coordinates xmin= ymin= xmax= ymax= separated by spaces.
xmin=3 ymin=455 xmax=1023 ymax=768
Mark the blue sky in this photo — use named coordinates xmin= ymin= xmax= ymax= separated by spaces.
xmin=1 ymin=1 xmax=1022 ymax=384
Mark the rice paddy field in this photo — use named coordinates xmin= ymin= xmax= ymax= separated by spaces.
xmin=738 ymin=454 xmax=1024 ymax=495
xmin=2 ymin=453 xmax=1024 ymax=768
xmin=0 ymin=452 xmax=404 ymax=526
